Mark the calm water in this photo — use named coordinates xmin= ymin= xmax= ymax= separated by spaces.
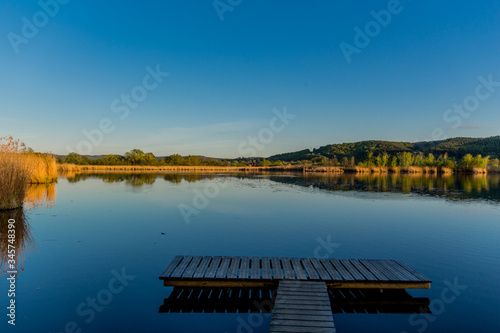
xmin=1 ymin=172 xmax=500 ymax=333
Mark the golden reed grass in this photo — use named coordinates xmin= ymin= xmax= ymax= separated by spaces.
xmin=57 ymin=164 xmax=305 ymax=173
xmin=0 ymin=136 xmax=58 ymax=210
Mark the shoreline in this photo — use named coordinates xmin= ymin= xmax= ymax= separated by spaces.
xmin=57 ymin=164 xmax=494 ymax=174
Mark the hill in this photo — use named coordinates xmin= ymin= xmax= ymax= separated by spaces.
xmin=268 ymin=137 xmax=500 ymax=162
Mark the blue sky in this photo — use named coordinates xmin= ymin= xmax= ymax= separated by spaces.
xmin=1 ymin=0 xmax=499 ymax=158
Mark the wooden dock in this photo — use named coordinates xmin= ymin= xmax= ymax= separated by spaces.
xmin=160 ymin=256 xmax=431 ymax=289
xmin=159 ymin=256 xmax=431 ymax=332
xmin=270 ymin=280 xmax=336 ymax=333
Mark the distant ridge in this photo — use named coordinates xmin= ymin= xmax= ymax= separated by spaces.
xmin=268 ymin=136 xmax=500 ymax=162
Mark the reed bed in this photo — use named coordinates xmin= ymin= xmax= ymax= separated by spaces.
xmin=0 ymin=136 xmax=58 ymax=210
xmin=58 ymin=164 xmax=306 ymax=172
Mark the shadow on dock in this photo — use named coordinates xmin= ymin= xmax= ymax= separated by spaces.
xmin=159 ymin=286 xmax=430 ymax=315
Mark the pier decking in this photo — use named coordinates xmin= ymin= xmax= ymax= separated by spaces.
xmin=160 ymin=256 xmax=431 ymax=289
xmin=159 ymin=256 xmax=431 ymax=333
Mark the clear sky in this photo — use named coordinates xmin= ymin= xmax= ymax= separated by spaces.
xmin=1 ymin=0 xmax=499 ymax=158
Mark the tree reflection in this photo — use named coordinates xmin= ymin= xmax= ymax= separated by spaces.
xmin=60 ymin=171 xmax=220 ymax=186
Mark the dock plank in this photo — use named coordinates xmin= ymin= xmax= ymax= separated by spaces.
xmin=330 ymin=259 xmax=355 ymax=281
xmin=170 ymin=256 xmax=193 ymax=278
xmin=239 ymin=257 xmax=250 ymax=279
xmin=181 ymin=256 xmax=202 ymax=278
xmin=291 ymin=258 xmax=307 ymax=280
xmin=393 ymin=260 xmax=431 ymax=282
xmin=359 ymin=259 xmax=390 ymax=281
xmin=215 ymin=257 xmax=231 ymax=279
xmin=281 ymin=258 xmax=296 ymax=280
xmin=226 ymin=257 xmax=240 ymax=279
xmin=319 ymin=259 xmax=343 ymax=281
xmin=251 ymin=257 xmax=261 ymax=279
xmin=302 ymin=258 xmax=320 ymax=280
xmin=339 ymin=259 xmax=366 ymax=281
xmin=271 ymin=257 xmax=284 ymax=280
xmin=204 ymin=257 xmax=221 ymax=279
xmin=261 ymin=257 xmax=272 ymax=280
xmin=160 ymin=255 xmax=183 ymax=278
xmin=270 ymin=280 xmax=335 ymax=333
xmin=349 ymin=259 xmax=377 ymax=280
xmin=192 ymin=256 xmax=211 ymax=278
xmin=310 ymin=258 xmax=331 ymax=280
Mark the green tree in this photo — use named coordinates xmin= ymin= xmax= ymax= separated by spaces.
xmin=163 ymin=154 xmax=184 ymax=165
xmin=472 ymin=154 xmax=489 ymax=168
xmin=97 ymin=154 xmax=124 ymax=165
xmin=65 ymin=152 xmax=91 ymax=165
xmin=143 ymin=152 xmax=158 ymax=166
xmin=491 ymin=158 xmax=500 ymax=168
xmin=423 ymin=153 xmax=435 ymax=167
xmin=398 ymin=152 xmax=413 ymax=167
xmin=185 ymin=155 xmax=202 ymax=166
xmin=461 ymin=154 xmax=474 ymax=168
xmin=390 ymin=156 xmax=398 ymax=167
xmin=125 ymin=149 xmax=146 ymax=165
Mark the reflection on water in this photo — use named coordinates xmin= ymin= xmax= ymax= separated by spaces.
xmin=0 ymin=209 xmax=35 ymax=276
xmin=159 ymin=287 xmax=430 ymax=314
xmin=268 ymin=173 xmax=500 ymax=203
xmin=59 ymin=171 xmax=220 ymax=186
xmin=59 ymin=171 xmax=500 ymax=203
xmin=24 ymin=183 xmax=56 ymax=209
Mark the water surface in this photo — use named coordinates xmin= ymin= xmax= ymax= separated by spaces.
xmin=1 ymin=172 xmax=499 ymax=332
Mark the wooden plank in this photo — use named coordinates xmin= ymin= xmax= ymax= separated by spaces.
xmin=270 ymin=327 xmax=334 ymax=333
xmin=273 ymin=309 xmax=333 ymax=316
xmin=386 ymin=260 xmax=422 ymax=281
xmin=373 ymin=260 xmax=408 ymax=281
xmin=393 ymin=260 xmax=431 ymax=281
xmin=325 ymin=281 xmax=430 ymax=289
xmin=339 ymin=259 xmax=366 ymax=280
xmin=250 ymin=257 xmax=261 ymax=279
xmin=329 ymin=259 xmax=355 ymax=281
xmin=226 ymin=257 xmax=240 ymax=279
xmin=181 ymin=256 xmax=202 ymax=278
xmin=215 ymin=257 xmax=231 ymax=279
xmin=170 ymin=256 xmax=193 ymax=278
xmin=281 ymin=258 xmax=296 ymax=280
xmin=302 ymin=258 xmax=320 ymax=280
xmin=359 ymin=259 xmax=390 ymax=281
xmin=261 ymin=257 xmax=272 ymax=280
xmin=271 ymin=257 xmax=284 ymax=280
xmin=272 ymin=313 xmax=334 ymax=321
xmin=291 ymin=258 xmax=308 ymax=280
xmin=159 ymin=255 xmax=183 ymax=278
xmin=319 ymin=259 xmax=343 ymax=281
xmin=310 ymin=258 xmax=331 ymax=280
xmin=349 ymin=259 xmax=377 ymax=280
xmin=270 ymin=280 xmax=335 ymax=333
xmin=239 ymin=256 xmax=250 ymax=279
xmin=204 ymin=257 xmax=221 ymax=278
xmin=160 ymin=256 xmax=431 ymax=293
xmin=270 ymin=319 xmax=334 ymax=328
xmin=192 ymin=256 xmax=212 ymax=278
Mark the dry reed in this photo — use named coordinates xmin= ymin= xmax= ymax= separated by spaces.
xmin=0 ymin=136 xmax=58 ymax=210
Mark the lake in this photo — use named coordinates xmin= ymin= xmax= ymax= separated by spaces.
xmin=1 ymin=172 xmax=500 ymax=333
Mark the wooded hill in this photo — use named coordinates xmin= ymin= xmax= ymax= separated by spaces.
xmin=269 ymin=136 xmax=500 ymax=162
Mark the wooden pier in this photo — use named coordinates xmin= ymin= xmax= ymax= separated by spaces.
xmin=159 ymin=256 xmax=431 ymax=332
